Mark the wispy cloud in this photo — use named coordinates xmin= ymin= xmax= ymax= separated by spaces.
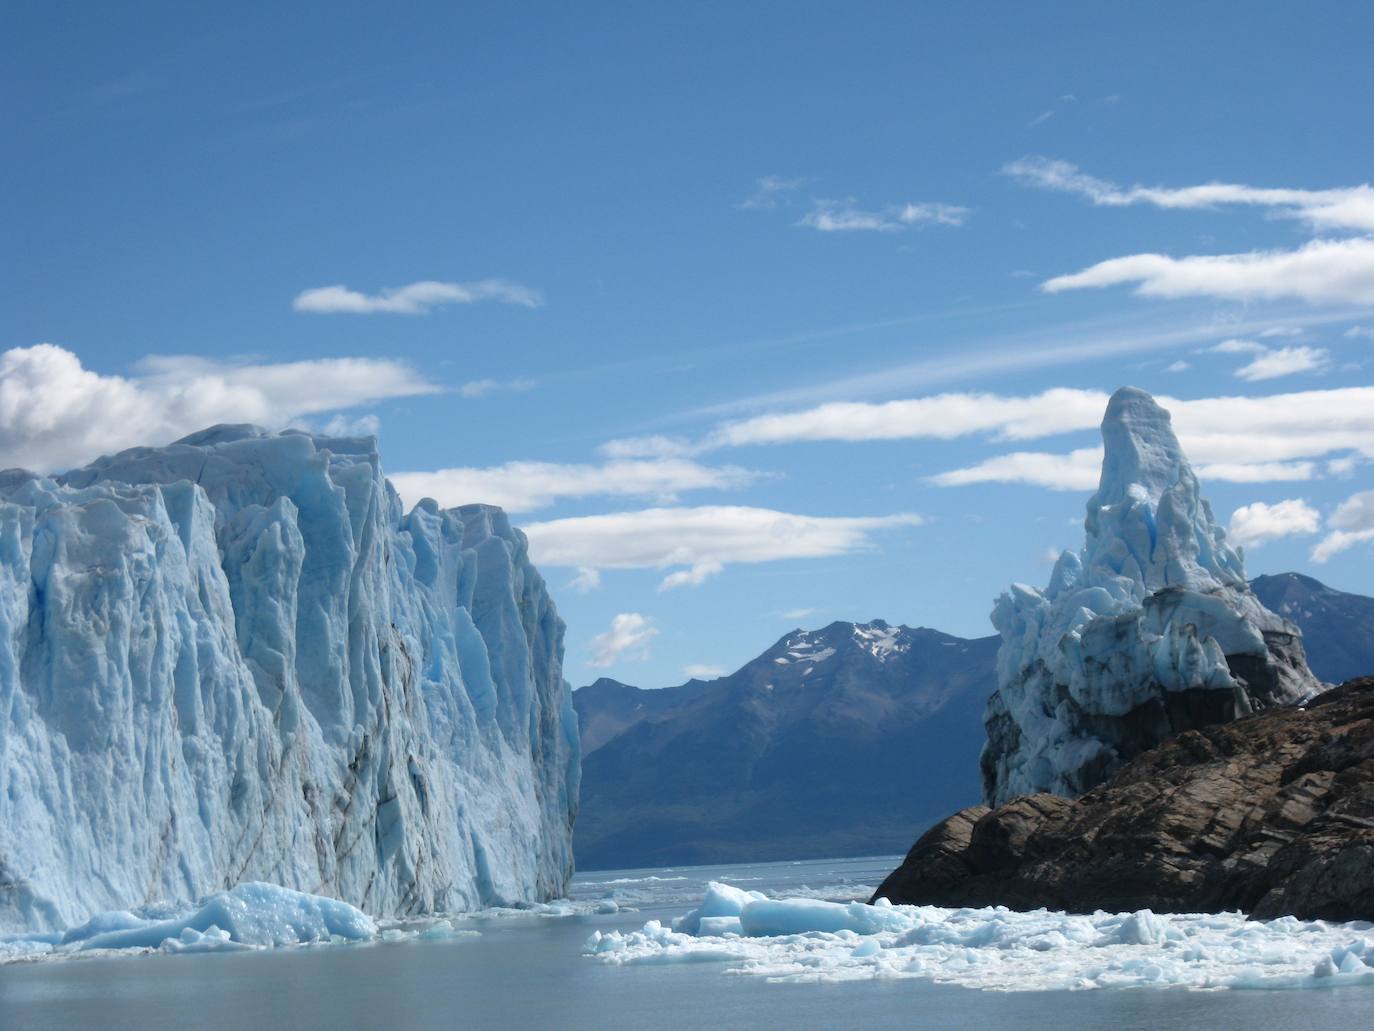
xmin=0 ymin=344 xmax=438 ymax=473
xmin=588 ymin=613 xmax=658 ymax=668
xmin=797 ymin=198 xmax=970 ymax=232
xmin=1232 ymin=344 xmax=1329 ymax=381
xmin=458 ymin=377 xmax=537 ymax=399
xmin=389 ymin=458 xmax=757 ymax=513
xmin=293 ymin=278 xmax=542 ymax=314
xmin=1041 ymin=238 xmax=1374 ymax=306
xmin=739 ymin=175 xmax=804 ymax=210
xmin=1347 ymin=325 xmax=1374 ymax=340
xmin=658 ymin=559 xmax=724 ymax=592
xmin=1004 ymin=157 xmax=1374 ymax=233
xmin=683 ymin=663 xmax=727 ymax=679
xmin=1228 ymin=499 xmax=1321 ymax=549
xmin=523 ymin=505 xmax=922 ymax=588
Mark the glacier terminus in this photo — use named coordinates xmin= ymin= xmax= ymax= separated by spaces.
xmin=0 ymin=425 xmax=580 ymax=934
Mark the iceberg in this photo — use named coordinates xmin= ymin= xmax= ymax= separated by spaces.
xmin=0 ymin=425 xmax=580 ymax=935
xmin=981 ymin=388 xmax=1320 ymax=805
xmin=586 ymin=883 xmax=1374 ymax=992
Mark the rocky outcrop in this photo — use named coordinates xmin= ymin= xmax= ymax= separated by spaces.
xmin=983 ymin=387 xmax=1321 ymax=805
xmin=873 ymin=676 xmax=1374 ymax=921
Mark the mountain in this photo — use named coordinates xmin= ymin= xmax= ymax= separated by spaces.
xmin=1251 ymin=572 xmax=1374 ymax=685
xmin=573 ymin=621 xmax=998 ymax=869
xmin=0 ymin=425 xmax=579 ymax=934
xmin=984 ymin=387 xmax=1320 ymax=805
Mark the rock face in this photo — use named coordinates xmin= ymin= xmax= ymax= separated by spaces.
xmin=574 ymin=621 xmax=996 ymax=868
xmin=873 ymin=677 xmax=1374 ymax=921
xmin=983 ymin=387 xmax=1320 ymax=805
xmin=0 ymin=426 xmax=580 ymax=934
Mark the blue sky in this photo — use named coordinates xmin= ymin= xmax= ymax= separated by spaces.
xmin=5 ymin=2 xmax=1374 ymax=686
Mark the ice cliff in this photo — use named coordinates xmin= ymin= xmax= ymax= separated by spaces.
xmin=982 ymin=387 xmax=1320 ymax=805
xmin=0 ymin=425 xmax=579 ymax=934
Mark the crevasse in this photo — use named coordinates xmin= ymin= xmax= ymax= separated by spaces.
xmin=0 ymin=425 xmax=580 ymax=934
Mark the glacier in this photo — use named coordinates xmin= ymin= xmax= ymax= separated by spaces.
xmin=586 ymin=881 xmax=1374 ymax=992
xmin=0 ymin=425 xmax=579 ymax=935
xmin=981 ymin=387 xmax=1320 ymax=805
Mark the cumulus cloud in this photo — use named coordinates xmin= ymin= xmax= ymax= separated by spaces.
xmin=588 ymin=613 xmax=658 ymax=668
xmin=683 ymin=663 xmax=727 ymax=679
xmin=797 ymin=198 xmax=970 ymax=232
xmin=1041 ymin=238 xmax=1374 ymax=306
xmin=522 ymin=505 xmax=922 ymax=585
xmin=293 ymin=278 xmax=542 ymax=314
xmin=389 ymin=458 xmax=757 ymax=513
xmin=0 ymin=343 xmax=439 ymax=473
xmin=1228 ymin=499 xmax=1322 ymax=548
xmin=1313 ymin=490 xmax=1374 ymax=562
xmin=1004 ymin=157 xmax=1374 ymax=232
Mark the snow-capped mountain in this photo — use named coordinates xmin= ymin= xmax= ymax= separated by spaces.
xmin=983 ymin=388 xmax=1321 ymax=806
xmin=1251 ymin=573 xmax=1374 ymax=685
xmin=574 ymin=620 xmax=997 ymax=869
xmin=0 ymin=426 xmax=579 ymax=934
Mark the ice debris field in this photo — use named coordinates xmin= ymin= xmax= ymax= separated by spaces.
xmin=585 ymin=882 xmax=1374 ymax=992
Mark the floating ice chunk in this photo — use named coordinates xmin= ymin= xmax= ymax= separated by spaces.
xmin=587 ymin=886 xmax=1374 ymax=992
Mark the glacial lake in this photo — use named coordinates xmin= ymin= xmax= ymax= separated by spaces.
xmin=3 ymin=855 xmax=1374 ymax=1030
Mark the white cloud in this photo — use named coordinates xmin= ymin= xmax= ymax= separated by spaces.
xmin=657 ymin=559 xmax=724 ymax=592
xmin=598 ymin=435 xmax=699 ymax=459
xmin=389 ymin=458 xmax=757 ymax=513
xmin=566 ymin=567 xmax=601 ymax=594
xmin=709 ymin=388 xmax=1112 ymax=449
xmin=1209 ymin=338 xmax=1267 ymax=355
xmin=293 ymin=278 xmax=542 ymax=314
xmin=1347 ymin=325 xmax=1374 ymax=340
xmin=1165 ymin=360 xmax=1191 ymax=372
xmin=1227 ymin=499 xmax=1321 ymax=548
xmin=1042 ymin=238 xmax=1374 ymax=306
xmin=1313 ymin=490 xmax=1374 ymax=562
xmin=1233 ymin=345 xmax=1328 ymax=381
xmin=458 ymin=378 xmax=536 ymax=399
xmin=319 ymin=413 xmax=381 ymax=437
xmin=1260 ymin=326 xmax=1305 ymax=338
xmin=739 ymin=175 xmax=803 ymax=210
xmin=588 ymin=613 xmax=658 ymax=668
xmin=929 ymin=447 xmax=1102 ymax=491
xmin=1004 ymin=157 xmax=1374 ymax=233
xmin=677 ymin=386 xmax=1374 ymax=489
xmin=684 ymin=664 xmax=727 ymax=679
xmin=781 ymin=607 xmax=818 ymax=621
xmin=0 ymin=344 xmax=439 ymax=473
xmin=797 ymin=198 xmax=970 ymax=232
xmin=522 ymin=506 xmax=922 ymax=584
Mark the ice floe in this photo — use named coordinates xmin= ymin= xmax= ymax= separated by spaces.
xmin=585 ymin=882 xmax=1374 ymax=992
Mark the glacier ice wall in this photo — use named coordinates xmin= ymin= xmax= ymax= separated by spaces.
xmin=981 ymin=387 xmax=1320 ymax=805
xmin=0 ymin=425 xmax=579 ymax=934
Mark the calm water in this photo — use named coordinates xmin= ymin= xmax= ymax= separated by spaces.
xmin=2 ymin=855 xmax=1373 ymax=1030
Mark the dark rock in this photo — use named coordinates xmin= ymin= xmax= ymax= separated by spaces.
xmin=873 ymin=677 xmax=1374 ymax=921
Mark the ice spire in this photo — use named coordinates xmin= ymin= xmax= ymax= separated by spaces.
xmin=981 ymin=387 xmax=1320 ymax=806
